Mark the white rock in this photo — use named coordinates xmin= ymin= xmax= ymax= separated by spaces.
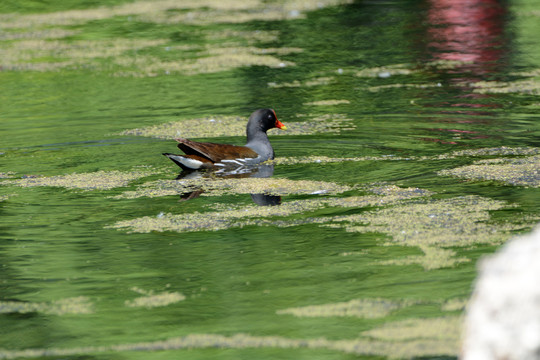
xmin=462 ymin=225 xmax=540 ymax=360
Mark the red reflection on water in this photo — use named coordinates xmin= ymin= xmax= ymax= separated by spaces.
xmin=450 ymin=103 xmax=499 ymax=108
xmin=431 ymin=128 xmax=478 ymax=134
xmin=418 ymin=137 xmax=459 ymax=145
xmin=418 ymin=0 xmax=509 ymax=145
xmin=426 ymin=0 xmax=506 ymax=72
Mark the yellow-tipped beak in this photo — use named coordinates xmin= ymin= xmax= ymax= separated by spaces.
xmin=275 ymin=119 xmax=287 ymax=130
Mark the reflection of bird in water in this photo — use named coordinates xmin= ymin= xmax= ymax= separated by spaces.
xmin=163 ymin=108 xmax=286 ymax=171
xmin=175 ymin=163 xmax=281 ymax=206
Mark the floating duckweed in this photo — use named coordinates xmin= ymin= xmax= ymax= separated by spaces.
xmin=2 ymin=38 xmax=167 ymax=72
xmin=274 ymin=155 xmax=413 ymax=165
xmin=355 ymin=63 xmax=415 ymax=78
xmin=320 ymin=185 xmax=433 ymax=209
xmin=441 ymin=298 xmax=468 ymax=312
xmin=0 ymin=0 xmax=172 ymax=28
xmin=3 ymin=169 xmax=157 ymax=190
xmin=326 ymin=196 xmax=526 ymax=270
xmin=0 ymin=332 xmax=459 ymax=359
xmin=322 ymin=191 xmax=427 ymax=210
xmin=277 ymin=298 xmax=415 ymax=319
xmin=361 ymin=316 xmax=462 ymax=342
xmin=330 ymin=60 xmax=472 ymax=80
xmin=0 ymin=28 xmax=79 ymax=41
xmin=125 ymin=288 xmax=185 ymax=308
xmin=207 ymin=30 xmax=280 ymax=44
xmin=274 ymin=147 xmax=540 ymax=165
xmin=120 ymin=115 xmax=247 ymax=139
xmin=112 ymin=180 xmax=428 ymax=202
xmin=120 ymin=113 xmax=354 ymax=139
xmin=112 ymin=182 xmax=514 ymax=270
xmin=136 ymin=0 xmax=354 ymax=24
xmin=470 ymin=79 xmax=540 ymax=94
xmin=335 ymin=196 xmax=511 ymax=247
xmin=0 ymin=172 xmax=15 ymax=179
xmin=328 ymin=196 xmax=521 ymax=269
xmin=304 ymin=99 xmax=350 ymax=106
xmin=112 ymin=180 xmax=180 ymax=199
xmin=318 ymin=196 xmax=537 ymax=270
xmin=111 ymin=200 xmax=323 ymax=233
xmin=112 ymin=203 xmax=305 ymax=233
xmin=438 ymin=155 xmax=540 ymax=187
xmin=0 ymin=0 xmax=353 ymax=29
xmin=339 ymin=250 xmax=368 ymax=256
xmin=296 ymin=77 xmax=336 ymax=87
xmin=116 ymin=46 xmax=301 ymax=77
xmin=112 ymin=177 xmax=352 ymax=199
xmin=316 ymin=185 xmax=432 ymax=213
xmin=2 ymin=39 xmax=297 ymax=74
xmin=425 ymin=59 xmax=474 ymax=69
xmin=290 ymin=113 xmax=355 ymax=134
xmin=111 ymin=184 xmax=433 ymax=233
xmin=0 ymin=296 xmax=93 ymax=315
xmin=171 ymin=46 xmax=299 ymax=75
xmin=1 ymin=0 xmax=350 ymax=75
xmin=448 ymin=146 xmax=540 ymax=157
xmin=367 ymin=82 xmax=442 ymax=92
xmin=379 ymin=245 xmax=469 ymax=270
xmin=367 ymin=184 xmax=433 ymax=199
xmin=268 ymin=76 xmax=335 ymax=88
xmin=511 ymin=68 xmax=540 ymax=77
xmin=418 ymin=146 xmax=540 ymax=161
xmin=211 ymin=46 xmax=302 ymax=56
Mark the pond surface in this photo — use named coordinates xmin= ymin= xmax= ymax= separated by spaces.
xmin=1 ymin=0 xmax=540 ymax=359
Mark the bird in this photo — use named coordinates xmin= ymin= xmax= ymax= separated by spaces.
xmin=163 ymin=108 xmax=286 ymax=171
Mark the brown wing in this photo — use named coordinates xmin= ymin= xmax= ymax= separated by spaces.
xmin=176 ymin=138 xmax=258 ymax=163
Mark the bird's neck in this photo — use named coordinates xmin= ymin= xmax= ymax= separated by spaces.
xmin=246 ymin=126 xmax=268 ymax=144
xmin=246 ymin=126 xmax=274 ymax=160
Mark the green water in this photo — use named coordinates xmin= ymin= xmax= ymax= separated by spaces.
xmin=1 ymin=0 xmax=540 ymax=359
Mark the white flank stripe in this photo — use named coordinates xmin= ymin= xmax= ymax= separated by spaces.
xmin=168 ymin=154 xmax=203 ymax=169
xmin=220 ymin=159 xmax=243 ymax=166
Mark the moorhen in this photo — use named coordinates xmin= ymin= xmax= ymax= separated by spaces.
xmin=163 ymin=108 xmax=286 ymax=171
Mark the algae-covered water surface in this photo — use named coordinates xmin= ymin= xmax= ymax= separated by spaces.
xmin=1 ymin=0 xmax=540 ymax=359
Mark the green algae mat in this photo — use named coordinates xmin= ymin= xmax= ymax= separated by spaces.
xmin=1 ymin=0 xmax=540 ymax=359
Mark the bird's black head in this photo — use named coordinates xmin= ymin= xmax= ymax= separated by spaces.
xmin=248 ymin=108 xmax=287 ymax=133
